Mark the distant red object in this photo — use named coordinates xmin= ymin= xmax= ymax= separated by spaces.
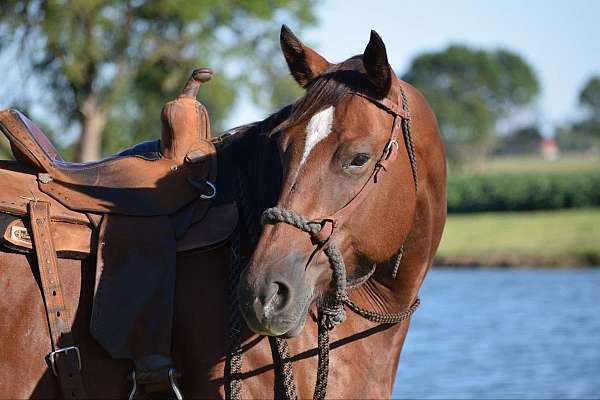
xmin=542 ymin=138 xmax=560 ymax=160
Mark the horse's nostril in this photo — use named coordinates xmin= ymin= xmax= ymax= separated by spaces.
xmin=263 ymin=281 xmax=290 ymax=318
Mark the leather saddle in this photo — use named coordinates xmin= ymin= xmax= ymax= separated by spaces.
xmin=0 ymin=68 xmax=238 ymax=388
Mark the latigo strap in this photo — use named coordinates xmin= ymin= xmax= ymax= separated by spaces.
xmin=29 ymin=201 xmax=86 ymax=398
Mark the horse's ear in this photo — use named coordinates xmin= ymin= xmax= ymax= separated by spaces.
xmin=363 ymin=30 xmax=392 ymax=97
xmin=280 ymin=24 xmax=331 ymax=88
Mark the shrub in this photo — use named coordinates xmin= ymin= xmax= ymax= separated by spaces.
xmin=447 ymin=171 xmax=600 ymax=213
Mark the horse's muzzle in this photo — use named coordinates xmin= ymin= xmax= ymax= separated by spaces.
xmin=238 ymin=255 xmax=313 ymax=337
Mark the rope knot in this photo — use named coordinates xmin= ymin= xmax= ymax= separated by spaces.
xmin=320 ymin=304 xmax=347 ymax=331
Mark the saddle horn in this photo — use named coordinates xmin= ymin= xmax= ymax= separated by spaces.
xmin=161 ymin=67 xmax=213 ymax=160
xmin=180 ymin=68 xmax=213 ymax=98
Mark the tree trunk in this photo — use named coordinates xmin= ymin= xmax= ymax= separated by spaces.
xmin=76 ymin=95 xmax=107 ymax=162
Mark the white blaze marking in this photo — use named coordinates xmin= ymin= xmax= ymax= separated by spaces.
xmin=300 ymin=106 xmax=334 ymax=166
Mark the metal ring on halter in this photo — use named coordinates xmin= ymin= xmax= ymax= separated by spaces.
xmin=200 ymin=181 xmax=216 ymax=199
xmin=169 ymin=368 xmax=184 ymax=400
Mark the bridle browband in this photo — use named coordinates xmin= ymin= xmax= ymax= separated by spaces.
xmin=257 ymin=84 xmax=421 ymax=400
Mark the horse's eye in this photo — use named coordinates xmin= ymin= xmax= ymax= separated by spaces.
xmin=349 ymin=153 xmax=370 ymax=167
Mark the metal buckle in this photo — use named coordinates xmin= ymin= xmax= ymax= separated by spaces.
xmin=383 ymin=139 xmax=399 ymax=159
xmin=49 ymin=346 xmax=81 ymax=376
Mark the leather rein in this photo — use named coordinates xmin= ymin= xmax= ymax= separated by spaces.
xmin=255 ymin=84 xmax=421 ymax=400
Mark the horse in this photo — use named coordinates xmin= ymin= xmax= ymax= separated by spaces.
xmin=234 ymin=26 xmax=446 ymax=398
xmin=0 ymin=25 xmax=445 ymax=399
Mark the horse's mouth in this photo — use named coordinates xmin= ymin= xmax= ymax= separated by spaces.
xmin=279 ymin=311 xmax=308 ymax=338
xmin=240 ymin=292 xmax=313 ymax=338
xmin=244 ymin=311 xmax=307 ymax=337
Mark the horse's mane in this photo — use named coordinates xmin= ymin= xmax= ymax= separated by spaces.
xmin=217 ymin=55 xmax=382 ymax=241
xmin=215 ymin=107 xmax=291 ymax=242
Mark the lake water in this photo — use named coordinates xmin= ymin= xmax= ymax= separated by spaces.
xmin=392 ymin=268 xmax=600 ymax=399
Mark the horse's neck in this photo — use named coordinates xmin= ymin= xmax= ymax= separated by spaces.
xmin=350 ymin=225 xmax=432 ymax=318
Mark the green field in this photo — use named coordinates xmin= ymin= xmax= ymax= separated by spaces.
xmin=469 ymin=155 xmax=600 ymax=174
xmin=435 ymin=208 xmax=600 ymax=267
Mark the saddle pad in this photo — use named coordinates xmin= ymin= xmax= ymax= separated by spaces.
xmin=90 ymin=214 xmax=176 ymax=361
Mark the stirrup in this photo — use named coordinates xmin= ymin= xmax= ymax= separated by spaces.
xmin=128 ymin=368 xmax=184 ymax=400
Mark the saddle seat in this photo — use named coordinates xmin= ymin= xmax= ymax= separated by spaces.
xmin=0 ymin=69 xmax=216 ymax=216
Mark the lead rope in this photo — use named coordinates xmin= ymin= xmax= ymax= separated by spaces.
xmin=260 ymin=208 xmax=421 ymax=400
xmin=312 ymin=312 xmax=330 ymax=400
xmin=269 ymin=337 xmax=298 ymax=400
xmin=260 ymin=209 xmax=349 ymax=330
xmin=400 ymin=87 xmax=418 ymax=191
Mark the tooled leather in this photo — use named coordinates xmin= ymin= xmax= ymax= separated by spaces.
xmin=28 ymin=201 xmax=87 ymax=398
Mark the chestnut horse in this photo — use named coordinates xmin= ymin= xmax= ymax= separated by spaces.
xmin=235 ymin=26 xmax=446 ymax=398
xmin=0 ymin=26 xmax=445 ymax=399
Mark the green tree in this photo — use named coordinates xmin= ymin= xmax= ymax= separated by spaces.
xmin=0 ymin=0 xmax=316 ymax=161
xmin=556 ymin=75 xmax=600 ymax=153
xmin=402 ymin=45 xmax=540 ymax=169
xmin=579 ymin=75 xmax=600 ymax=115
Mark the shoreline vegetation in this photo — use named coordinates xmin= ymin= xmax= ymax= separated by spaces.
xmin=434 ymin=208 xmax=600 ymax=268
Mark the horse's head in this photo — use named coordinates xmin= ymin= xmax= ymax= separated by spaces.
xmin=238 ymin=26 xmax=420 ymax=337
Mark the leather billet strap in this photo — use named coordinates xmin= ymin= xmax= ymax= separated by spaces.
xmin=28 ymin=201 xmax=86 ymax=398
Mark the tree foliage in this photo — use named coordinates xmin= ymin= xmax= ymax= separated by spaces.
xmin=0 ymin=0 xmax=316 ymax=160
xmin=402 ymin=45 xmax=540 ymax=168
xmin=579 ymin=75 xmax=600 ymax=115
xmin=555 ymin=75 xmax=600 ymax=153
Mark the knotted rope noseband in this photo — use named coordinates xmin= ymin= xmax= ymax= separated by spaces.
xmin=228 ymin=84 xmax=420 ymax=400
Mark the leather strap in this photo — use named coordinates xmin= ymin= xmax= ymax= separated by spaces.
xmin=313 ymin=89 xmax=409 ymax=245
xmin=29 ymin=201 xmax=86 ymax=399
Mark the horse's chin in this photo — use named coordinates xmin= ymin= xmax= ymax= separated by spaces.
xmin=246 ymin=314 xmax=306 ymax=337
xmin=242 ymin=301 xmax=311 ymax=338
xmin=279 ymin=314 xmax=307 ymax=338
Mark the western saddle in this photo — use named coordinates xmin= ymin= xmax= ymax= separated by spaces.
xmin=0 ymin=69 xmax=238 ymax=398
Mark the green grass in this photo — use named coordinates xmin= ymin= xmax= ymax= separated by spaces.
xmin=436 ymin=208 xmax=600 ymax=267
xmin=472 ymin=155 xmax=600 ymax=174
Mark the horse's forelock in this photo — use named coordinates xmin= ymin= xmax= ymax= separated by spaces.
xmin=282 ymin=58 xmax=385 ymax=130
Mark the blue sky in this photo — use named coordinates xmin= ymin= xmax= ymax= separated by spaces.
xmin=228 ymin=0 xmax=600 ymax=133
